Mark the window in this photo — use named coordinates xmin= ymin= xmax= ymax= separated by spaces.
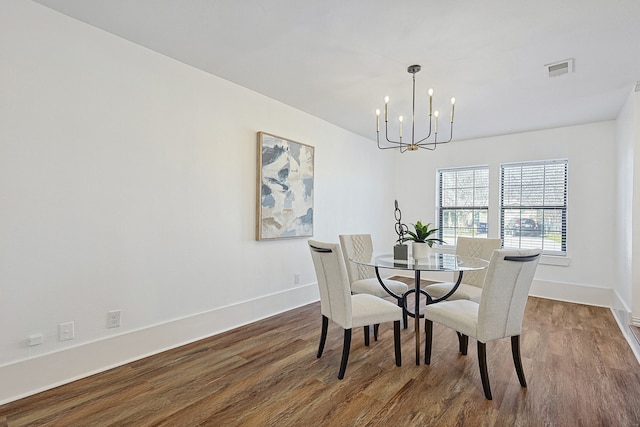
xmin=437 ymin=166 xmax=489 ymax=245
xmin=500 ymin=159 xmax=567 ymax=255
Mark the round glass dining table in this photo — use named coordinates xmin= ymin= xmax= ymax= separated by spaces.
xmin=350 ymin=252 xmax=489 ymax=365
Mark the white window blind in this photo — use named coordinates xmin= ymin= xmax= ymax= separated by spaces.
xmin=500 ymin=159 xmax=567 ymax=255
xmin=437 ymin=166 xmax=489 ymax=245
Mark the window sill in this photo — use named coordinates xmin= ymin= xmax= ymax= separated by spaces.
xmin=539 ymin=255 xmax=571 ymax=267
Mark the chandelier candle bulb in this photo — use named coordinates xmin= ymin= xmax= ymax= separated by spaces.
xmin=399 ymin=115 xmax=403 ymax=138
xmin=384 ymin=96 xmax=389 ymax=121
xmin=376 ymin=109 xmax=380 ymax=132
xmin=434 ymin=111 xmax=439 ymax=133
xmin=450 ymin=97 xmax=456 ymax=123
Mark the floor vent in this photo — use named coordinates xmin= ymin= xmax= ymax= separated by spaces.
xmin=545 ymin=59 xmax=574 ymax=78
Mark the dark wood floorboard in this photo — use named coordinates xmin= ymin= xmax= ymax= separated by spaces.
xmin=2 ymin=277 xmax=640 ymax=426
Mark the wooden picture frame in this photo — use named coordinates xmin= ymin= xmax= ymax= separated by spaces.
xmin=256 ymin=132 xmax=314 ymax=240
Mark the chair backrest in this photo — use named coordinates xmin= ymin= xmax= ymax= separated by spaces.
xmin=455 ymin=237 xmax=502 ymax=288
xmin=476 ymin=248 xmax=541 ymax=342
xmin=308 ymin=240 xmax=353 ymax=329
xmin=339 ymin=234 xmax=375 ymax=284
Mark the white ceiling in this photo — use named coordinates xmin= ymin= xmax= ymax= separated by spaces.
xmin=34 ymin=0 xmax=640 ymax=143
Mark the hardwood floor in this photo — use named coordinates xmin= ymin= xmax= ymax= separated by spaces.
xmin=2 ymin=283 xmax=640 ymax=426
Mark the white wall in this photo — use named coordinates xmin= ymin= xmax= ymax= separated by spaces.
xmin=0 ymin=0 xmax=397 ymax=403
xmin=633 ymin=90 xmax=640 ymax=325
xmin=623 ymin=89 xmax=640 ymax=325
xmin=615 ymin=89 xmax=636 ymax=315
xmin=392 ymin=122 xmax=618 ymax=300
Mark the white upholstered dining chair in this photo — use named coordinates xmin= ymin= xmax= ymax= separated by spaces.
xmin=339 ymin=234 xmax=409 ymax=328
xmin=309 ymin=240 xmax=402 ymax=379
xmin=424 ymin=236 xmax=502 ymax=303
xmin=423 ymin=248 xmax=541 ymax=399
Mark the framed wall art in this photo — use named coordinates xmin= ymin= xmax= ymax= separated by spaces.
xmin=256 ymin=132 xmax=314 ymax=240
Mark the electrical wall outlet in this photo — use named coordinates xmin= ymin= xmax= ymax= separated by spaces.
xmin=107 ymin=310 xmax=122 ymax=328
xmin=58 ymin=321 xmax=74 ymax=341
xmin=27 ymin=334 xmax=44 ymax=346
xmin=294 ymin=273 xmax=300 ymax=284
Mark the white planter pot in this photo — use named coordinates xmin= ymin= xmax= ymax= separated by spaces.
xmin=412 ymin=242 xmax=431 ymax=260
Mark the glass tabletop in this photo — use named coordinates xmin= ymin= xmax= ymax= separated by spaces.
xmin=350 ymin=252 xmax=489 ymax=272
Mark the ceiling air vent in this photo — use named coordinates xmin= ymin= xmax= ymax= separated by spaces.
xmin=545 ymin=59 xmax=574 ymax=78
xmin=635 ymin=81 xmax=640 ymax=92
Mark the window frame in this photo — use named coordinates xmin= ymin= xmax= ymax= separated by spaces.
xmin=500 ymin=158 xmax=568 ymax=256
xmin=436 ymin=165 xmax=490 ymax=246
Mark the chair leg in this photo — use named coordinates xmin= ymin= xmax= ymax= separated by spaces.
xmin=317 ymin=315 xmax=328 ymax=358
xmin=511 ymin=335 xmax=527 ymax=387
xmin=457 ymin=332 xmax=469 ymax=355
xmin=374 ymin=324 xmax=379 ymax=341
xmin=477 ymin=341 xmax=492 ymax=400
xmin=399 ymin=298 xmax=408 ymax=329
xmin=338 ymin=329 xmax=352 ymax=380
xmin=394 ymin=320 xmax=402 ymax=367
xmin=364 ymin=326 xmax=370 ymax=346
xmin=424 ymin=319 xmax=433 ymax=365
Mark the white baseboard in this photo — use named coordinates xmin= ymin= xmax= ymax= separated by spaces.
xmin=0 ymin=283 xmax=319 ymax=405
xmin=611 ymin=308 xmax=640 ymax=364
xmin=529 ymin=279 xmax=615 ymax=307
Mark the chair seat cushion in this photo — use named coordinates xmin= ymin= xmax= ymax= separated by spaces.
xmin=424 ymin=282 xmax=483 ymax=303
xmin=351 ymin=294 xmax=403 ymax=328
xmin=351 ymin=278 xmax=408 ymax=298
xmin=424 ymin=299 xmax=479 ymax=338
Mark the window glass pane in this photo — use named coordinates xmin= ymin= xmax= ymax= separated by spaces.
xmin=442 ymin=171 xmax=456 ymax=188
xmin=522 ymin=186 xmax=543 ymax=206
xmin=457 ymin=188 xmax=473 ymax=206
xmin=502 ymin=187 xmax=521 ymax=206
xmin=457 ymin=170 xmax=474 ymax=187
xmin=441 ymin=188 xmax=456 ymax=207
xmin=437 ymin=166 xmax=489 ymax=245
xmin=500 ymin=159 xmax=567 ymax=255
xmin=475 ymin=169 xmax=489 ymax=186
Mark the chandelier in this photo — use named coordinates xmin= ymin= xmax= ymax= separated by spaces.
xmin=376 ymin=65 xmax=455 ymax=152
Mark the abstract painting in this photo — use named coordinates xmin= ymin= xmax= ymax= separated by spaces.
xmin=256 ymin=132 xmax=314 ymax=240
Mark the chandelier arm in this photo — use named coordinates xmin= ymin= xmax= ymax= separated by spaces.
xmin=415 ymin=132 xmax=434 ymax=145
xmin=436 ymin=122 xmax=454 ymax=144
xmin=417 ymin=122 xmax=454 ymax=147
xmin=383 ymin=136 xmax=413 ymax=149
xmin=384 ymin=122 xmax=403 ymax=145
xmin=417 ymin=141 xmax=438 ymax=150
xmin=378 ymin=133 xmax=414 ymax=150
xmin=378 ymin=132 xmax=404 ymax=149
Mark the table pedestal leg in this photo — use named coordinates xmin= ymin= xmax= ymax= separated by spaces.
xmin=415 ymin=269 xmax=421 ymax=365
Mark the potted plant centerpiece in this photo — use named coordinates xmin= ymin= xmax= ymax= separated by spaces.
xmin=402 ymin=221 xmax=444 ymax=259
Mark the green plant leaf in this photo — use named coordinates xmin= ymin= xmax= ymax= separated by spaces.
xmin=401 ymin=221 xmax=440 ymax=243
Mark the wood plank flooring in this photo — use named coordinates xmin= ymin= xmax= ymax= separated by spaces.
xmin=2 ymin=282 xmax=640 ymax=426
